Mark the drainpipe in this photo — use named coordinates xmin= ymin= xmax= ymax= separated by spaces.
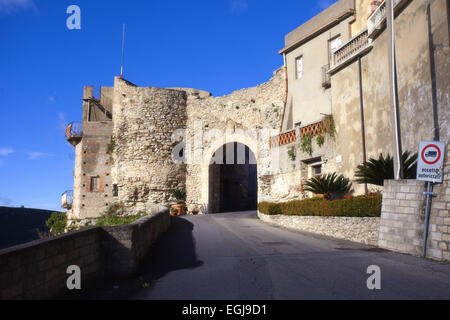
xmin=386 ymin=0 xmax=404 ymax=180
xmin=358 ymin=57 xmax=368 ymax=195
xmin=280 ymin=53 xmax=288 ymax=132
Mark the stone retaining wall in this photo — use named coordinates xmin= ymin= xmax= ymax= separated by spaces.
xmin=0 ymin=210 xmax=170 ymax=300
xmin=378 ymin=180 xmax=426 ymax=256
xmin=378 ymin=145 xmax=450 ymax=262
xmin=258 ymin=212 xmax=380 ymax=246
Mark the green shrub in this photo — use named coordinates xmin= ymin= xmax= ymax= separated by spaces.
xmin=355 ymin=151 xmax=418 ymax=186
xmin=96 ymin=211 xmax=147 ymax=226
xmin=268 ymin=203 xmax=282 ymax=215
xmin=258 ymin=194 xmax=382 ymax=217
xmin=288 ymin=147 xmax=296 ymax=161
xmin=303 ymin=173 xmax=352 ymax=200
xmin=46 ymin=212 xmax=67 ymax=235
xmin=107 ymin=137 xmax=116 ymax=154
xmin=316 ymin=134 xmax=325 ymax=147
xmin=300 ymin=134 xmax=313 ymax=155
xmin=105 ymin=202 xmax=125 ymax=217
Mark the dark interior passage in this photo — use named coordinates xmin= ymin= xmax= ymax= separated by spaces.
xmin=209 ymin=142 xmax=257 ymax=213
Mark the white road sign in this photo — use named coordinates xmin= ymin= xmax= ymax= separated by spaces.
xmin=417 ymin=141 xmax=446 ymax=183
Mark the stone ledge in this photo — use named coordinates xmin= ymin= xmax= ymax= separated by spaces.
xmin=0 ymin=209 xmax=171 ymax=300
xmin=257 ymin=211 xmax=380 ymax=246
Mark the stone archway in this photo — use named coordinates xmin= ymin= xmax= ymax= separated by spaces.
xmin=198 ymin=133 xmax=259 ymax=214
xmin=208 ymin=142 xmax=257 ymax=213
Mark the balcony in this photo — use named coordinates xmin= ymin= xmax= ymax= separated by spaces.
xmin=61 ymin=190 xmax=73 ymax=209
xmin=321 ymin=64 xmax=331 ymax=88
xmin=65 ymin=122 xmax=82 ymax=146
xmin=329 ymin=29 xmax=372 ymax=74
xmin=270 ymin=121 xmax=325 ymax=148
xmin=367 ymin=0 xmax=405 ymax=39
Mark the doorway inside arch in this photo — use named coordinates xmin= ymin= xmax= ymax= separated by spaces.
xmin=208 ymin=142 xmax=257 ymax=213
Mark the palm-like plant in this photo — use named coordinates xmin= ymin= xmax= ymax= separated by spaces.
xmin=354 ymin=151 xmax=418 ymax=186
xmin=172 ymin=189 xmax=186 ymax=204
xmin=303 ymin=173 xmax=353 ymax=200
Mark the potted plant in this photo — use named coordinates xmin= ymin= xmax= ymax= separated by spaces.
xmin=171 ymin=189 xmax=186 ymax=216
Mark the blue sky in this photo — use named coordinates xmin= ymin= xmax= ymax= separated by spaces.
xmin=0 ymin=0 xmax=337 ymax=211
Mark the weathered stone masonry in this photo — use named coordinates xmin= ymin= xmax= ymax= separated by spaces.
xmin=379 ymin=145 xmax=450 ymax=261
xmin=184 ymin=68 xmax=286 ymax=213
xmin=111 ymin=77 xmax=188 ymax=214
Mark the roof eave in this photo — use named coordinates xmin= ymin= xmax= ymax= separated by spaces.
xmin=279 ymin=9 xmax=355 ymax=55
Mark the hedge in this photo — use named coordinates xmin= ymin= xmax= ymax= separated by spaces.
xmin=258 ymin=194 xmax=382 ymax=217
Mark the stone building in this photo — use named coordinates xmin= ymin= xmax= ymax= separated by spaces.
xmin=63 ymin=0 xmax=449 ymax=234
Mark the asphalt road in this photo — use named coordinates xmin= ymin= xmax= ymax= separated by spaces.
xmin=87 ymin=211 xmax=450 ymax=300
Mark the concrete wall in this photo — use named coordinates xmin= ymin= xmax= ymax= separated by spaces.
xmin=258 ymin=212 xmax=380 ymax=246
xmin=111 ymin=77 xmax=188 ymax=214
xmin=101 ymin=209 xmax=171 ymax=277
xmin=0 ymin=210 xmax=171 ymax=300
xmin=284 ymin=15 xmax=353 ymax=130
xmin=283 ymin=0 xmax=355 ymax=50
xmin=351 ymin=0 xmax=374 ymax=36
xmin=331 ymin=0 xmax=450 ymax=194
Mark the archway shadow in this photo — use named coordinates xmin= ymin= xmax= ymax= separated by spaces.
xmin=137 ymin=216 xmax=203 ymax=281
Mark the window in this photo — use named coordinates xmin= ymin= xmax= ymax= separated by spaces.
xmin=90 ymin=176 xmax=101 ymax=192
xmin=329 ymin=36 xmax=342 ymax=61
xmin=313 ymin=164 xmax=323 ymax=177
xmin=296 ymin=56 xmax=303 ymax=79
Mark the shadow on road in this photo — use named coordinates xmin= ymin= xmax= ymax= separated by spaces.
xmin=137 ymin=216 xmax=203 ymax=280
xmin=59 ymin=216 xmax=203 ymax=300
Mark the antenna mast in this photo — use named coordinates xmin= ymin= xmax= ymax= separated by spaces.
xmin=120 ymin=24 xmax=126 ymax=78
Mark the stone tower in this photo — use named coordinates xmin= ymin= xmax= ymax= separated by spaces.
xmin=110 ymin=77 xmax=188 ymax=214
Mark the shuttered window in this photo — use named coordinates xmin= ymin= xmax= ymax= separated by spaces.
xmin=296 ymin=56 xmax=303 ymax=79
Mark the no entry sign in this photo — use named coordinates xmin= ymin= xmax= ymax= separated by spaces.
xmin=417 ymin=141 xmax=446 ymax=183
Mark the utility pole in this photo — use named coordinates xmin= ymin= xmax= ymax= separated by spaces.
xmin=386 ymin=0 xmax=403 ymax=180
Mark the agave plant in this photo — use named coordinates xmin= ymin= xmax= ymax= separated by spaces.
xmin=172 ymin=189 xmax=186 ymax=204
xmin=303 ymin=173 xmax=353 ymax=200
xmin=354 ymin=151 xmax=418 ymax=186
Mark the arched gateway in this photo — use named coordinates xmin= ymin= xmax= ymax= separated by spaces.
xmin=208 ymin=142 xmax=257 ymax=213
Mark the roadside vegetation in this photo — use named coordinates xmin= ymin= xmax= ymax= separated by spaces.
xmin=258 ymin=194 xmax=382 ymax=217
xmin=258 ymin=151 xmax=417 ymax=217
xmin=96 ymin=202 xmax=148 ymax=226
xmin=45 ymin=212 xmax=68 ymax=235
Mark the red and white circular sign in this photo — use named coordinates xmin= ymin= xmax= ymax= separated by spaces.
xmin=421 ymin=144 xmax=441 ymax=165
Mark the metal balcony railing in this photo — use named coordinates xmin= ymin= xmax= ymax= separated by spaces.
xmin=65 ymin=122 xmax=83 ymax=146
xmin=330 ymin=29 xmax=372 ymax=72
xmin=61 ymin=190 xmax=73 ymax=209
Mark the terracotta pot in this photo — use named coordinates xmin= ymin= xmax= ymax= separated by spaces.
xmin=170 ymin=204 xmax=185 ymax=216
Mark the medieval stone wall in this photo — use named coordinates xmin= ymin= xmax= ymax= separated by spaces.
xmin=184 ymin=68 xmax=285 ymax=213
xmin=111 ymin=77 xmax=188 ymax=214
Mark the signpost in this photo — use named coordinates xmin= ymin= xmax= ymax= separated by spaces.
xmin=417 ymin=141 xmax=446 ymax=257
xmin=417 ymin=141 xmax=445 ymax=183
